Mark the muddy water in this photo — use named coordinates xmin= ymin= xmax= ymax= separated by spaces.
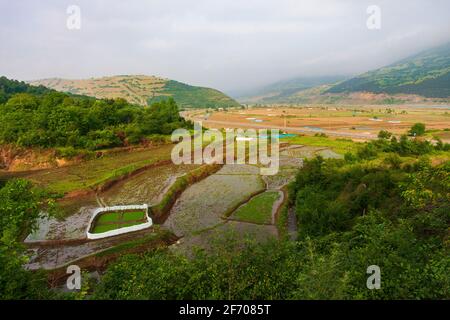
xmin=25 ymin=207 xmax=95 ymax=242
xmin=26 ymin=144 xmax=341 ymax=267
xmin=100 ymin=163 xmax=199 ymax=206
xmin=169 ymin=221 xmax=278 ymax=256
xmin=25 ymin=228 xmax=162 ymax=270
xmin=163 ymin=164 xmax=265 ymax=237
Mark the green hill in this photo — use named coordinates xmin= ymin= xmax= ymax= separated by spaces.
xmin=0 ymin=76 xmax=54 ymax=104
xmin=147 ymin=80 xmax=241 ymax=109
xmin=0 ymin=76 xmax=191 ymax=151
xmin=30 ymin=75 xmax=240 ymax=109
xmin=327 ymin=42 xmax=450 ymax=98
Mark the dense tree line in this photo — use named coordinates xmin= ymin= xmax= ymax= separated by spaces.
xmin=0 ymin=76 xmax=53 ymax=104
xmin=0 ymin=77 xmax=191 ymax=153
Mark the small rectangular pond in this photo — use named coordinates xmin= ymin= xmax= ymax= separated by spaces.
xmin=87 ymin=205 xmax=152 ymax=240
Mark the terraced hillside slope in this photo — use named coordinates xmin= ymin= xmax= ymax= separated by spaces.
xmin=327 ymin=42 xmax=450 ymax=98
xmin=30 ymin=75 xmax=240 ymax=109
xmin=239 ymin=43 xmax=450 ymax=105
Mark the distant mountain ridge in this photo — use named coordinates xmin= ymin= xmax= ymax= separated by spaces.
xmin=237 ymin=76 xmax=346 ymax=103
xmin=238 ymin=42 xmax=450 ymax=104
xmin=327 ymin=42 xmax=450 ymax=98
xmin=30 ymin=75 xmax=240 ymax=109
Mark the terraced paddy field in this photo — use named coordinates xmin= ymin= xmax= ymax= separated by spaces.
xmin=229 ymin=191 xmax=281 ymax=224
xmin=169 ymin=221 xmax=278 ymax=257
xmin=22 ymin=140 xmax=345 ymax=267
xmin=163 ymin=164 xmax=265 ymax=237
xmin=25 ymin=207 xmax=95 ymax=242
xmin=25 ymin=162 xmax=197 ymax=242
xmin=280 ymin=145 xmax=343 ymax=159
xmin=100 ymin=163 xmax=200 ymax=206
xmin=262 ymin=169 xmax=298 ymax=189
xmin=0 ymin=144 xmax=174 ymax=195
xmin=25 ymin=226 xmax=172 ymax=270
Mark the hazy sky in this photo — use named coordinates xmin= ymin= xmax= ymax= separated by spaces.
xmin=1 ymin=0 xmax=449 ymax=94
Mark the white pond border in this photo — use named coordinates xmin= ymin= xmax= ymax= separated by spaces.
xmin=86 ymin=204 xmax=152 ymax=240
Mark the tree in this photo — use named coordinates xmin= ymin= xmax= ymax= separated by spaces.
xmin=408 ymin=123 xmax=426 ymax=137
xmin=0 ymin=179 xmax=54 ymax=299
xmin=378 ymin=130 xmax=392 ymax=139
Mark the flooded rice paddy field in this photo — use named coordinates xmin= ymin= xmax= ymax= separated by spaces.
xmin=26 ymin=163 xmax=199 ymax=242
xmin=169 ymin=221 xmax=278 ymax=257
xmin=163 ymin=164 xmax=266 ymax=237
xmin=100 ymin=163 xmax=200 ymax=206
xmin=25 ymin=228 xmax=164 ymax=270
xmin=25 ymin=143 xmax=341 ymax=267
xmin=26 ymin=207 xmax=95 ymax=242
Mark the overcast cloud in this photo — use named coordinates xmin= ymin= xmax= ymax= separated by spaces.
xmin=1 ymin=0 xmax=449 ymax=94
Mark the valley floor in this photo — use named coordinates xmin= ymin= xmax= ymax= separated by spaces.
xmin=18 ymin=142 xmax=341 ymax=270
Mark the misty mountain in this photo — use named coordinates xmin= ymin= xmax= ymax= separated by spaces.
xmin=326 ymin=42 xmax=450 ymax=98
xmin=236 ymin=76 xmax=347 ymax=103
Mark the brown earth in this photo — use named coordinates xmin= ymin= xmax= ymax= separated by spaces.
xmin=186 ymin=106 xmax=450 ymax=141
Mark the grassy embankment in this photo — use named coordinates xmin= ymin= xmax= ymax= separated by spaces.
xmin=0 ymin=144 xmax=175 ymax=195
xmin=231 ymin=191 xmax=280 ymax=224
xmin=284 ymin=135 xmax=359 ymax=154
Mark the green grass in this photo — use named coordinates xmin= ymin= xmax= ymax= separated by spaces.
xmin=92 ymin=210 xmax=147 ymax=234
xmin=148 ymin=80 xmax=240 ymax=109
xmin=123 ymin=211 xmax=146 ymax=221
xmin=231 ymin=191 xmax=280 ymax=224
xmin=0 ymin=144 xmax=174 ymax=194
xmin=92 ymin=220 xmax=144 ymax=234
xmin=94 ymin=226 xmax=171 ymax=257
xmin=96 ymin=212 xmax=121 ymax=224
xmin=284 ymin=135 xmax=359 ymax=154
xmin=92 ymin=224 xmax=120 ymax=234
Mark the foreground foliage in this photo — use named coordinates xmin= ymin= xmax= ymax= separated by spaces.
xmin=93 ymin=135 xmax=449 ymax=300
xmin=0 ymin=179 xmax=53 ymax=299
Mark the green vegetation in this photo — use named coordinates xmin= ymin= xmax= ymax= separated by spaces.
xmin=0 ymin=143 xmax=174 ymax=194
xmin=148 ymin=80 xmax=240 ymax=109
xmin=377 ymin=130 xmax=392 ymax=139
xmin=327 ymin=42 xmax=450 ymax=98
xmin=0 ymin=76 xmax=191 ymax=150
xmin=1 ymin=120 xmax=448 ymax=299
xmin=408 ymin=123 xmax=426 ymax=136
xmin=31 ymin=75 xmax=240 ymax=109
xmin=92 ymin=130 xmax=449 ymax=299
xmin=94 ymin=226 xmax=173 ymax=258
xmin=96 ymin=212 xmax=121 ymax=224
xmin=231 ymin=191 xmax=279 ymax=224
xmin=123 ymin=211 xmax=146 ymax=221
xmin=285 ymin=135 xmax=359 ymax=154
xmin=0 ymin=179 xmax=55 ymax=299
xmin=92 ymin=221 xmax=143 ymax=234
xmin=92 ymin=210 xmax=147 ymax=234
xmin=355 ymin=131 xmax=450 ymax=159
xmin=0 ymin=76 xmax=53 ymax=103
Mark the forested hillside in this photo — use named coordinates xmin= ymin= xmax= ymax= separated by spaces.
xmin=0 ymin=76 xmax=191 ymax=152
xmin=327 ymin=43 xmax=450 ymax=98
xmin=0 ymin=76 xmax=53 ymax=103
xmin=30 ymin=75 xmax=240 ymax=109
